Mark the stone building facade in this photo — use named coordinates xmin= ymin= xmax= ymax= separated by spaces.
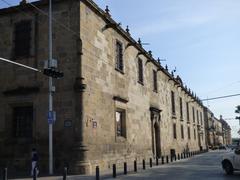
xmin=0 ymin=0 xmax=208 ymax=175
xmin=204 ymin=107 xmax=231 ymax=149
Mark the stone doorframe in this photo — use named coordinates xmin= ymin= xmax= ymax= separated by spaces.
xmin=150 ymin=107 xmax=162 ymax=158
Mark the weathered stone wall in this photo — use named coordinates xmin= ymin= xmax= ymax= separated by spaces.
xmin=0 ymin=0 xmax=80 ymax=174
xmin=0 ymin=0 xmax=208 ymax=175
xmin=80 ymin=0 xmax=206 ymax=173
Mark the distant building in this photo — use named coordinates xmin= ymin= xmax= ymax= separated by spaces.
xmin=0 ymin=0 xmax=219 ymax=175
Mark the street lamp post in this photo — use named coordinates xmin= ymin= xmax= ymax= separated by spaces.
xmin=48 ymin=0 xmax=53 ymax=175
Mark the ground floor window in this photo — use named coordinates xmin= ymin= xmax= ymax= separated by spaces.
xmin=115 ymin=109 xmax=126 ymax=138
xmin=13 ymin=106 xmax=33 ymax=138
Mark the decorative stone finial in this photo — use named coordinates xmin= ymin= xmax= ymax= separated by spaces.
xmin=126 ymin=26 xmax=130 ymax=34
xmin=105 ymin=6 xmax=110 ymax=16
xmin=157 ymin=58 xmax=161 ymax=64
xmin=165 ymin=65 xmax=168 ymax=71
xmin=20 ymin=0 xmax=27 ymax=5
xmin=148 ymin=51 xmax=152 ymax=57
xmin=138 ymin=38 xmax=142 ymax=46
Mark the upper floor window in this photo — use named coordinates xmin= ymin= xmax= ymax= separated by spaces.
xmin=138 ymin=58 xmax=144 ymax=84
xmin=153 ymin=70 xmax=158 ymax=92
xmin=115 ymin=109 xmax=126 ymax=138
xmin=173 ymin=123 xmax=177 ymax=139
xmin=188 ymin=126 xmax=191 ymax=139
xmin=186 ymin=102 xmax=190 ymax=122
xmin=180 ymin=97 xmax=183 ymax=120
xmin=197 ymin=110 xmax=199 ymax=124
xmin=14 ymin=20 xmax=32 ymax=58
xmin=194 ymin=128 xmax=196 ymax=140
xmin=181 ymin=124 xmax=184 ymax=139
xmin=200 ymin=112 xmax=203 ymax=125
xmin=115 ymin=41 xmax=124 ymax=72
xmin=192 ymin=107 xmax=195 ymax=123
xmin=171 ymin=91 xmax=176 ymax=115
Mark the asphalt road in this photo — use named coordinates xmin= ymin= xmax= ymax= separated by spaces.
xmin=10 ymin=150 xmax=240 ymax=180
xmin=110 ymin=150 xmax=240 ymax=180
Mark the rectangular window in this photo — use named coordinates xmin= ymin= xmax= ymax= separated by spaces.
xmin=153 ymin=70 xmax=158 ymax=92
xmin=197 ymin=110 xmax=199 ymax=124
xmin=171 ymin=91 xmax=175 ymax=115
xmin=186 ymin=102 xmax=190 ymax=122
xmin=13 ymin=106 xmax=33 ymax=138
xmin=188 ymin=127 xmax=191 ymax=139
xmin=115 ymin=41 xmax=124 ymax=72
xmin=115 ymin=109 xmax=126 ymax=138
xmin=173 ymin=123 xmax=177 ymax=139
xmin=14 ymin=20 xmax=31 ymax=58
xmin=192 ymin=107 xmax=195 ymax=123
xmin=138 ymin=58 xmax=144 ymax=84
xmin=200 ymin=112 xmax=203 ymax=125
xmin=180 ymin=97 xmax=183 ymax=120
xmin=181 ymin=124 xmax=184 ymax=139
xmin=194 ymin=128 xmax=196 ymax=140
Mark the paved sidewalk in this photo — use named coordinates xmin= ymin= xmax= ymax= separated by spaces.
xmin=9 ymin=152 xmax=209 ymax=180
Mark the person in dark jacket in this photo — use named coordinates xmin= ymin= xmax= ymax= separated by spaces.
xmin=31 ymin=148 xmax=39 ymax=176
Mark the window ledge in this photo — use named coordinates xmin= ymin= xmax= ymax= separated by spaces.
xmin=138 ymin=81 xmax=144 ymax=86
xmin=115 ymin=68 xmax=124 ymax=74
xmin=116 ymin=136 xmax=127 ymax=143
xmin=172 ymin=114 xmax=177 ymax=119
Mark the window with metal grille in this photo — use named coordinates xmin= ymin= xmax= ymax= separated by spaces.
xmin=186 ymin=102 xmax=190 ymax=122
xmin=115 ymin=109 xmax=126 ymax=138
xmin=13 ymin=106 xmax=33 ymax=138
xmin=153 ymin=70 xmax=157 ymax=91
xmin=115 ymin=41 xmax=124 ymax=72
xmin=180 ymin=97 xmax=183 ymax=119
xmin=14 ymin=20 xmax=31 ymax=58
xmin=171 ymin=91 xmax=175 ymax=115
xmin=173 ymin=123 xmax=177 ymax=139
xmin=194 ymin=128 xmax=196 ymax=140
xmin=181 ymin=124 xmax=184 ymax=139
xmin=192 ymin=107 xmax=195 ymax=123
xmin=138 ymin=58 xmax=144 ymax=84
xmin=197 ymin=110 xmax=199 ymax=124
xmin=188 ymin=126 xmax=191 ymax=139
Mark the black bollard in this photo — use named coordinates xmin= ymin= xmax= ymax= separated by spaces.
xmin=124 ymin=162 xmax=127 ymax=175
xmin=161 ymin=156 xmax=164 ymax=164
xmin=134 ymin=160 xmax=137 ymax=172
xmin=184 ymin=152 xmax=186 ymax=159
xmin=96 ymin=166 xmax=100 ymax=180
xmin=174 ymin=155 xmax=177 ymax=161
xmin=142 ymin=159 xmax=145 ymax=170
xmin=150 ymin=158 xmax=152 ymax=168
xmin=156 ymin=157 xmax=159 ymax=166
xmin=63 ymin=167 xmax=67 ymax=180
xmin=3 ymin=168 xmax=7 ymax=180
xmin=178 ymin=154 xmax=180 ymax=160
xmin=113 ymin=164 xmax=116 ymax=178
xmin=166 ymin=156 xmax=169 ymax=163
xmin=181 ymin=153 xmax=183 ymax=159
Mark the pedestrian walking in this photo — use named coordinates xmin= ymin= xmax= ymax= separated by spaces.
xmin=31 ymin=148 xmax=39 ymax=176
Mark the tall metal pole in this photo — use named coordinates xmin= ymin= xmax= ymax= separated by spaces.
xmin=48 ymin=0 xmax=53 ymax=175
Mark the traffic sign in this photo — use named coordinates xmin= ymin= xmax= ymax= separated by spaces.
xmin=48 ymin=111 xmax=56 ymax=124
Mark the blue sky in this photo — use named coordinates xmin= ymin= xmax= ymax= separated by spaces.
xmin=1 ymin=0 xmax=240 ymax=137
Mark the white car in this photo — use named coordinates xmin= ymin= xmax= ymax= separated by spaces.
xmin=222 ymin=148 xmax=240 ymax=175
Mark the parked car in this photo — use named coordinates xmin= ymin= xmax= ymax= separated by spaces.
xmin=222 ymin=147 xmax=240 ymax=174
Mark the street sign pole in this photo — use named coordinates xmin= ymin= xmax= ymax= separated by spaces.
xmin=48 ymin=0 xmax=53 ymax=175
